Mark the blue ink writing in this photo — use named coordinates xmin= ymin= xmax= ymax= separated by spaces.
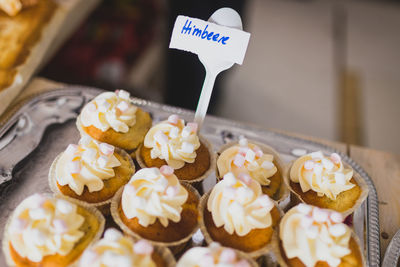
xmin=181 ymin=19 xmax=230 ymax=45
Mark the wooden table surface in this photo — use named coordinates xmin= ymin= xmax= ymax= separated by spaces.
xmin=2 ymin=77 xmax=399 ymax=259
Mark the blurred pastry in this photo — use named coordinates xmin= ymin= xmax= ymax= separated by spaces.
xmin=0 ymin=0 xmax=57 ymax=92
xmin=3 ymin=193 xmax=104 ymax=266
xmin=111 ymin=166 xmax=200 ymax=253
xmin=278 ymin=204 xmax=364 ymax=267
xmin=0 ymin=0 xmax=38 ymax=16
xmin=78 ymin=228 xmax=175 ymax=267
xmin=76 ymin=90 xmax=152 ymax=153
xmin=217 ymin=137 xmax=287 ymax=201
xmin=288 ymin=151 xmax=367 ymax=213
xmin=137 ymin=114 xmax=213 ymax=183
xmin=199 ymin=171 xmax=281 ymax=255
xmin=49 ymin=136 xmax=135 ymax=208
xmin=177 ymin=242 xmax=257 ymax=267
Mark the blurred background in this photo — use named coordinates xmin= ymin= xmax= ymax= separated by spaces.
xmin=39 ymin=0 xmax=400 ymax=154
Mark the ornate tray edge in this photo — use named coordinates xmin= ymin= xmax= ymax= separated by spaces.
xmin=382 ymin=229 xmax=400 ymax=267
xmin=0 ymin=86 xmax=381 ymax=266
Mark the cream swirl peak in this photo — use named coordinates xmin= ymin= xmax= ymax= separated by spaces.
xmin=143 ymin=114 xmax=200 ymax=169
xmin=8 ymin=194 xmax=85 ymax=262
xmin=177 ymin=242 xmax=251 ymax=267
xmin=80 ymin=90 xmax=137 ymax=133
xmin=217 ymin=137 xmax=277 ymax=186
xmin=290 ymin=151 xmax=355 ymax=200
xmin=56 ymin=137 xmax=121 ymax=195
xmin=79 ymin=228 xmax=155 ymax=267
xmin=121 ymin=166 xmax=188 ymax=227
xmin=207 ymin=172 xmax=274 ymax=236
xmin=280 ymin=204 xmax=352 ymax=267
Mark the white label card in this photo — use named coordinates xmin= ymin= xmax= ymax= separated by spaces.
xmin=169 ymin=15 xmax=251 ymax=65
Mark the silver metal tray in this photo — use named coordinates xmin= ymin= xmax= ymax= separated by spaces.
xmin=0 ymin=87 xmax=380 ymax=266
xmin=382 ymin=229 xmax=400 ymax=267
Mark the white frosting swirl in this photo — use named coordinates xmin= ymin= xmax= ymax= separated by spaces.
xmin=290 ymin=151 xmax=355 ymax=200
xmin=143 ymin=115 xmax=200 ymax=169
xmin=177 ymin=242 xmax=251 ymax=267
xmin=121 ymin=167 xmax=188 ymax=227
xmin=280 ymin=204 xmax=352 ymax=267
xmin=56 ymin=137 xmax=121 ymax=195
xmin=80 ymin=90 xmax=137 ymax=133
xmin=8 ymin=194 xmax=85 ymax=262
xmin=207 ymin=172 xmax=274 ymax=236
xmin=217 ymin=138 xmax=277 ymax=186
xmin=79 ymin=228 xmax=155 ymax=267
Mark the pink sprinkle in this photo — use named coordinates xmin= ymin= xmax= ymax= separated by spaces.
xmin=238 ymin=173 xmax=252 ymax=186
xmin=330 ymin=211 xmax=344 ymax=223
xmin=304 ymin=160 xmax=315 ymax=170
xmin=238 ymin=147 xmax=248 ymax=156
xmin=167 ymin=114 xmax=179 ymax=125
xmin=187 ymin=122 xmax=198 ymax=133
xmin=254 ymin=147 xmax=264 ymax=158
xmin=97 ymin=155 xmax=109 ymax=168
xmin=117 ymin=90 xmax=130 ymax=100
xmin=330 ymin=153 xmax=341 ymax=164
xmin=11 ymin=218 xmax=27 ymax=233
xmin=65 ymin=144 xmax=78 ymax=155
xmin=200 ymin=254 xmax=215 ymax=267
xmin=235 ymin=259 xmax=251 ymax=267
xmin=53 ymin=219 xmax=67 ymax=234
xmin=116 ymin=101 xmax=129 ymax=113
xmin=160 ymin=165 xmax=174 ymax=176
xmin=124 ymin=184 xmax=136 ymax=195
xmin=134 ymin=240 xmax=153 ymax=255
xmin=68 ymin=161 xmax=81 ymax=174
xmin=166 ymin=186 xmax=179 ymax=197
xmin=258 ymin=195 xmax=274 ymax=209
xmin=80 ymin=250 xmax=98 ymax=266
xmin=297 ymin=203 xmax=312 ymax=214
xmin=115 ymin=89 xmax=120 ymax=94
xmin=86 ymin=102 xmax=96 ymax=112
xmin=219 ymin=248 xmax=236 ymax=263
xmin=329 ymin=224 xmax=347 ymax=237
xmin=29 ymin=194 xmax=47 ymax=209
xmin=300 ymin=215 xmax=314 ymax=228
xmin=99 ymin=143 xmax=114 ymax=156
xmin=312 ymin=208 xmax=329 ymax=222
xmin=233 ymin=154 xmax=245 ymax=168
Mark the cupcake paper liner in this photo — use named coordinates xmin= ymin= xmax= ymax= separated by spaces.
xmin=2 ymin=194 xmax=105 ymax=267
xmin=136 ymin=135 xmax=216 ymax=190
xmin=48 ymin=147 xmax=135 ymax=215
xmin=273 ymin=226 xmax=367 ymax=267
xmin=110 ymin=182 xmax=201 ymax=255
xmin=198 ymin=191 xmax=283 ymax=259
xmin=284 ymin=160 xmax=369 ymax=218
xmin=215 ymin=139 xmax=290 ymax=206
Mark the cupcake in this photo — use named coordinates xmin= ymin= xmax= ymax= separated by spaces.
xmin=76 ymin=90 xmax=152 ymax=153
xmin=2 ymin=193 xmax=104 ymax=266
xmin=177 ymin=242 xmax=257 ymax=267
xmin=217 ymin=137 xmax=288 ymax=202
xmin=111 ymin=165 xmax=200 ymax=254
xmin=49 ymin=136 xmax=135 ymax=212
xmin=199 ymin=172 xmax=281 ymax=258
xmin=136 ymin=114 xmax=214 ymax=184
xmin=277 ymin=204 xmax=365 ymax=267
xmin=287 ymin=151 xmax=368 ymax=215
xmin=78 ymin=228 xmax=175 ymax=267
